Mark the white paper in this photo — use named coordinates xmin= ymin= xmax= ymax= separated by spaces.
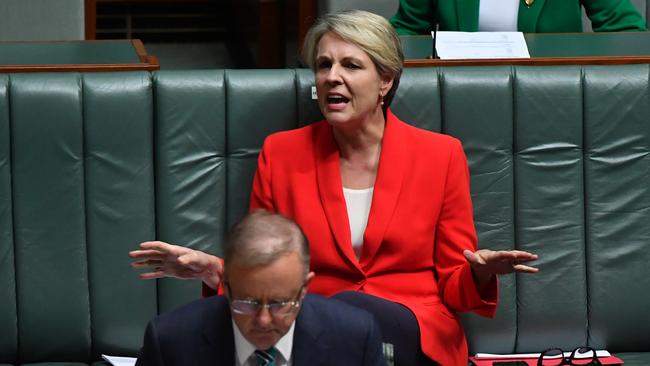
xmin=432 ymin=31 xmax=530 ymax=59
xmin=474 ymin=350 xmax=611 ymax=359
xmin=101 ymin=354 xmax=137 ymax=366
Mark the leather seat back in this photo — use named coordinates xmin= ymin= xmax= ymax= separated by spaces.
xmin=1 ymin=66 xmax=649 ymax=363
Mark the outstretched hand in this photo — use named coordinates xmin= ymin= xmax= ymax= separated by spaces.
xmin=464 ymin=249 xmax=538 ymax=290
xmin=129 ymin=241 xmax=223 ymax=290
xmin=464 ymin=249 xmax=539 ymax=275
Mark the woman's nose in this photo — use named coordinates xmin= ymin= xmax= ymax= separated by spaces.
xmin=326 ymin=64 xmax=343 ymax=84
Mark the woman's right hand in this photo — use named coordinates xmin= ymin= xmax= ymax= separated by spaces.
xmin=129 ymin=241 xmax=223 ymax=290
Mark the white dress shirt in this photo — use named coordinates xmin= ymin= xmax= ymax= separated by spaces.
xmin=478 ymin=0 xmax=519 ymax=31
xmin=233 ymin=320 xmax=295 ymax=366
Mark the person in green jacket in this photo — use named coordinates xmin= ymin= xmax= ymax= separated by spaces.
xmin=390 ymin=0 xmax=647 ymax=34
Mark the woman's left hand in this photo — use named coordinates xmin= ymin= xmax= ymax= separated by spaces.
xmin=464 ymin=249 xmax=539 ymax=275
xmin=464 ymin=249 xmax=538 ymax=290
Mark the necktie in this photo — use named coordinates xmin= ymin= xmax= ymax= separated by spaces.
xmin=254 ymin=347 xmax=277 ymax=366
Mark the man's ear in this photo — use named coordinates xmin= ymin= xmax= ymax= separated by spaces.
xmin=303 ymin=272 xmax=315 ymax=294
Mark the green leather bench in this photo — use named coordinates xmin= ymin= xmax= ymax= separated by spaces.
xmin=1 ymin=66 xmax=649 ymax=365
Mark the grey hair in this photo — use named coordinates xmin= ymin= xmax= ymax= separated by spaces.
xmin=223 ymin=210 xmax=310 ymax=278
xmin=301 ymin=9 xmax=404 ymax=109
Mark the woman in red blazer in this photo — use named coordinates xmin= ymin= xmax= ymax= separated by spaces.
xmin=131 ymin=10 xmax=538 ymax=366
xmin=250 ymin=109 xmax=499 ymax=366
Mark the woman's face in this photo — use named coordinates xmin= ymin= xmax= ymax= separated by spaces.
xmin=314 ymin=32 xmax=393 ymax=127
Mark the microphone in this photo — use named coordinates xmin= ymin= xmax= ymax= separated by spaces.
xmin=431 ymin=0 xmax=439 ymax=59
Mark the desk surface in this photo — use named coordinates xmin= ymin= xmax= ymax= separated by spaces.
xmin=402 ymin=32 xmax=650 ymax=66
xmin=0 ymin=39 xmax=159 ymax=72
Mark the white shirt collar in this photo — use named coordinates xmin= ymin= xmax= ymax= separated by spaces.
xmin=232 ymin=319 xmax=295 ymax=365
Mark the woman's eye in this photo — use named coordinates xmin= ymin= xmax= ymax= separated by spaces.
xmin=317 ymin=61 xmax=331 ymax=69
xmin=347 ymin=63 xmax=361 ymax=69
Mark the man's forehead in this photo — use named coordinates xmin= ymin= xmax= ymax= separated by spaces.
xmin=227 ymin=253 xmax=305 ymax=285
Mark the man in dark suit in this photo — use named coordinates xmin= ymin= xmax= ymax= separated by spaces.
xmin=136 ymin=210 xmax=386 ymax=366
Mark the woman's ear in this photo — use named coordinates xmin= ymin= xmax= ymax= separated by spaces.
xmin=380 ymin=74 xmax=394 ymax=98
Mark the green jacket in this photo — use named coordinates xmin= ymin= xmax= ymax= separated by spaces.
xmin=391 ymin=0 xmax=647 ymax=34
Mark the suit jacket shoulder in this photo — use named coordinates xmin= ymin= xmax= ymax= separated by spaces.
xmin=136 ymin=296 xmax=235 ymax=366
xmin=293 ymin=294 xmax=386 ymax=366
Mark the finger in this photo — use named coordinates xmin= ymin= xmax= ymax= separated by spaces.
xmin=506 ymin=249 xmax=535 ymax=256
xmin=139 ymin=271 xmax=167 ymax=280
xmin=492 ymin=250 xmax=521 ymax=260
xmin=513 ymin=264 xmax=539 ymax=273
xmin=129 ymin=249 xmax=167 ymax=259
xmin=512 ymin=251 xmax=539 ymax=259
xmin=494 ymin=250 xmax=537 ymax=263
xmin=139 ymin=241 xmax=175 ymax=252
xmin=503 ymin=250 xmax=539 ymax=261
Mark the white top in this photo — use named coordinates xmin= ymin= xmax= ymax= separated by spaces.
xmin=343 ymin=186 xmax=374 ymax=258
xmin=233 ymin=319 xmax=295 ymax=366
xmin=478 ymin=0 xmax=519 ymax=31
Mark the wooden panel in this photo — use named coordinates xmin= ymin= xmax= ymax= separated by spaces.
xmin=298 ymin=0 xmax=317 ymax=51
xmin=85 ymin=0 xmax=97 ymax=40
xmin=406 ymin=55 xmax=650 ymax=67
xmin=0 ymin=40 xmax=159 ymax=72
xmin=258 ymin=0 xmax=286 ymax=68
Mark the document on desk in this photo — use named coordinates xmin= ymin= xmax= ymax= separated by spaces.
xmin=470 ymin=350 xmax=624 ymax=366
xmin=101 ymin=354 xmax=137 ymax=366
xmin=432 ymin=31 xmax=530 ymax=59
xmin=474 ymin=350 xmax=612 ymax=359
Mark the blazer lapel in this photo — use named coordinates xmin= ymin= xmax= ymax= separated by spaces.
xmin=199 ymin=299 xmax=236 ymax=366
xmin=359 ymin=110 xmax=407 ymax=269
xmin=517 ymin=0 xmax=546 ymax=32
xmin=292 ymin=298 xmax=328 ymax=366
xmin=457 ymin=0 xmax=479 ymax=31
xmin=313 ymin=124 xmax=363 ymax=269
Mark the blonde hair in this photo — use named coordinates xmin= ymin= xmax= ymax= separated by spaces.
xmin=301 ymin=10 xmax=404 ymax=108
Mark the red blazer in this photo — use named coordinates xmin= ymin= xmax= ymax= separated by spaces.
xmin=249 ymin=110 xmax=497 ymax=366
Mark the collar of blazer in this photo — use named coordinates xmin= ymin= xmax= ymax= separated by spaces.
xmin=199 ymin=297 xmax=236 ymax=366
xmin=291 ymin=297 xmax=329 ymax=365
xmin=198 ymin=296 xmax=329 ymax=366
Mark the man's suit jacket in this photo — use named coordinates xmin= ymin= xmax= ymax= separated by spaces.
xmin=391 ymin=0 xmax=647 ymax=34
xmin=249 ymin=110 xmax=497 ymax=366
xmin=136 ymin=294 xmax=385 ymax=366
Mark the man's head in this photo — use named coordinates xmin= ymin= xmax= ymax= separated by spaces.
xmin=223 ymin=210 xmax=314 ymax=350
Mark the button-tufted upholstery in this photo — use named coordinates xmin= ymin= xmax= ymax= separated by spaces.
xmin=0 ymin=66 xmax=649 ymax=365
